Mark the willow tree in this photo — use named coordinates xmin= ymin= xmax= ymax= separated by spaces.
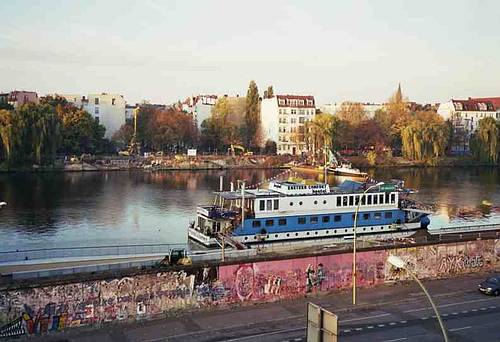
xmin=470 ymin=117 xmax=499 ymax=164
xmin=0 ymin=109 xmax=18 ymax=163
xmin=401 ymin=111 xmax=449 ymax=162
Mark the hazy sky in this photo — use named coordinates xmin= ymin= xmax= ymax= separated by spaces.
xmin=1 ymin=0 xmax=499 ymax=105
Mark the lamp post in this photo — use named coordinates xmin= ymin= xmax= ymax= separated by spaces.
xmin=387 ymin=255 xmax=449 ymax=342
xmin=352 ymin=181 xmax=384 ymax=305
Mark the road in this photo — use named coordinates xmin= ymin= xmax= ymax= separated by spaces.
xmin=23 ymin=273 xmax=500 ymax=342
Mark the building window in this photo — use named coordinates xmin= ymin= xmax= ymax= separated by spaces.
xmin=385 ymin=212 xmax=393 ymax=219
xmin=298 ymin=217 xmax=306 ymax=224
xmin=274 ymin=199 xmax=279 ymax=210
xmin=278 ymin=218 xmax=287 ymax=226
xmin=334 ymin=215 xmax=341 ymax=222
xmin=299 ymin=116 xmax=305 ymax=123
xmin=291 ymin=109 xmax=297 ymax=115
xmin=265 ymin=219 xmax=274 ymax=227
xmin=95 ymin=98 xmax=99 ymax=105
xmin=252 ymin=220 xmax=261 ymax=228
xmin=310 ymin=216 xmax=318 ymax=223
xmin=259 ymin=200 xmax=265 ymax=211
xmin=322 ymin=216 xmax=330 ymax=223
xmin=279 ymin=109 xmax=283 ymax=115
xmin=95 ymin=107 xmax=99 ymax=114
xmin=299 ymin=109 xmax=305 ymax=115
xmin=291 ymin=118 xmax=296 ymax=124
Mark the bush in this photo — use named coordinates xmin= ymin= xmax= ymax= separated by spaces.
xmin=366 ymin=150 xmax=377 ymax=166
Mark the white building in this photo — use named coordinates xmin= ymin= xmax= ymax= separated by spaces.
xmin=319 ymin=102 xmax=383 ymax=118
xmin=437 ymin=98 xmax=500 ymax=152
xmin=63 ymin=93 xmax=126 ymax=138
xmin=261 ymin=95 xmax=316 ymax=155
xmin=182 ymin=95 xmax=218 ymax=128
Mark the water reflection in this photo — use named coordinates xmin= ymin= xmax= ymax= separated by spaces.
xmin=0 ymin=167 xmax=499 ymax=250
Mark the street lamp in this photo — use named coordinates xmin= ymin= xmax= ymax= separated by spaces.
xmin=387 ymin=255 xmax=449 ymax=342
xmin=352 ymin=181 xmax=384 ymax=305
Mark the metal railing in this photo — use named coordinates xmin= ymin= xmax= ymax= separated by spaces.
xmin=429 ymin=222 xmax=500 ymax=235
xmin=0 ymin=243 xmax=187 ymax=263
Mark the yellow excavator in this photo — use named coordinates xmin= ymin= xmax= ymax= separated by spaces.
xmin=228 ymin=144 xmax=253 ymax=156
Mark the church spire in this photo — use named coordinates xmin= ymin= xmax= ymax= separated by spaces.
xmin=395 ymin=83 xmax=403 ymax=103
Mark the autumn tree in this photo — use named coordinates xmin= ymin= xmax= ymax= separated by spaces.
xmin=335 ymin=102 xmax=367 ymax=126
xmin=112 ymin=123 xmax=134 ymax=150
xmin=244 ymin=80 xmax=261 ymax=149
xmin=263 ymin=85 xmax=274 ymax=99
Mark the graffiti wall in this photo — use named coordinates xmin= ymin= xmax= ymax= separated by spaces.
xmin=1 ymin=239 xmax=499 ymax=338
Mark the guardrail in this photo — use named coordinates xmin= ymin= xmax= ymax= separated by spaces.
xmin=0 ymin=243 xmax=187 ymax=263
xmin=428 ymin=223 xmax=500 ymax=235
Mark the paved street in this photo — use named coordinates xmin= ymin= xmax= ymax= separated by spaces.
xmin=22 ymin=272 xmax=500 ymax=342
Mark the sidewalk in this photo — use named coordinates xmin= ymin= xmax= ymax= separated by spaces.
xmin=23 ymin=272 xmax=492 ymax=342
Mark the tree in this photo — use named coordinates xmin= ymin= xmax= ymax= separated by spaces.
xmin=263 ymin=85 xmax=274 ymax=99
xmin=263 ymin=140 xmax=277 ymax=154
xmin=0 ymin=109 xmax=18 ymax=163
xmin=383 ymin=83 xmax=411 ymax=150
xmin=200 ymin=97 xmax=241 ymax=152
xmin=244 ymin=80 xmax=261 ymax=149
xmin=335 ymin=102 xmax=367 ymax=126
xmin=112 ymin=123 xmax=134 ymax=150
xmin=470 ymin=117 xmax=499 ymax=164
xmin=401 ymin=111 xmax=450 ymax=162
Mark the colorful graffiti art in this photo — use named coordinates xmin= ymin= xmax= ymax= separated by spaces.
xmin=1 ymin=239 xmax=498 ymax=337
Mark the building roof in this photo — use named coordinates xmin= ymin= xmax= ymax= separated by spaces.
xmin=276 ymin=95 xmax=315 ymax=108
xmin=451 ymin=99 xmax=495 ymax=112
xmin=469 ymin=97 xmax=500 ymax=110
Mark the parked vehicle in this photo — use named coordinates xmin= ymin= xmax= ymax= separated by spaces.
xmin=478 ymin=275 xmax=500 ymax=295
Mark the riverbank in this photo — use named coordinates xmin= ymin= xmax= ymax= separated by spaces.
xmin=0 ymin=155 xmax=296 ymax=173
xmin=346 ymin=155 xmax=496 ymax=168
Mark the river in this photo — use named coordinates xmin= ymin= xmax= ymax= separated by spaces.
xmin=0 ymin=167 xmax=499 ymax=251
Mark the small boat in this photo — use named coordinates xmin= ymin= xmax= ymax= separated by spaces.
xmin=327 ymin=162 xmax=367 ymax=178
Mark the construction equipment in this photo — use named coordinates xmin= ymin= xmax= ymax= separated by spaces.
xmin=158 ymin=249 xmax=192 ymax=266
xmin=228 ymin=144 xmax=253 ymax=156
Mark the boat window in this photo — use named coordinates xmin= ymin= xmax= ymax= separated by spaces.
xmin=337 ymin=196 xmax=341 ymax=207
xmin=266 ymin=200 xmax=272 ymax=211
xmin=355 ymin=195 xmax=360 ymax=206
xmin=265 ymin=219 xmax=274 ymax=227
xmin=374 ymin=212 xmax=382 ymax=219
xmin=274 ymin=199 xmax=279 ymax=210
xmin=322 ymin=216 xmax=330 ymax=223
xmin=363 ymin=213 xmax=370 ymax=220
xmin=310 ymin=216 xmax=318 ymax=223
xmin=259 ymin=200 xmax=265 ymax=211
xmin=343 ymin=196 xmax=348 ymax=206
xmin=334 ymin=215 xmax=341 ymax=222
xmin=323 ymin=200 xmax=327 ymax=204
xmin=385 ymin=212 xmax=393 ymax=219
xmin=252 ymin=220 xmax=261 ymax=227
xmin=299 ymin=201 xmax=303 ymax=205
xmin=379 ymin=194 xmax=384 ymax=204
xmin=385 ymin=192 xmax=390 ymax=203
xmin=349 ymin=196 xmax=354 ymax=206
xmin=367 ymin=195 xmax=372 ymax=205
xmin=373 ymin=194 xmax=378 ymax=205
xmin=298 ymin=217 xmax=306 ymax=224
xmin=361 ymin=195 xmax=366 ymax=205
xmin=391 ymin=193 xmax=396 ymax=204
xmin=314 ymin=200 xmax=318 ymax=205
xmin=290 ymin=202 xmax=293 ymax=206
xmin=278 ymin=218 xmax=287 ymax=225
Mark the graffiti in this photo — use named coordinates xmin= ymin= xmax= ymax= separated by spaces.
xmin=0 ymin=239 xmax=498 ymax=337
xmin=438 ymin=255 xmax=484 ymax=275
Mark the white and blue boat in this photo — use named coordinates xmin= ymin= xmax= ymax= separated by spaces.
xmin=188 ymin=178 xmax=431 ymax=247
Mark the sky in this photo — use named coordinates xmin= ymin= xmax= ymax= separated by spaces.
xmin=1 ymin=0 xmax=499 ymax=105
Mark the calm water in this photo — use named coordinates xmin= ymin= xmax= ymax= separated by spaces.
xmin=1 ymin=167 xmax=499 ymax=251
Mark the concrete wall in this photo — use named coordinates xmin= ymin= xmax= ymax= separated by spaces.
xmin=1 ymin=239 xmax=499 ymax=338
